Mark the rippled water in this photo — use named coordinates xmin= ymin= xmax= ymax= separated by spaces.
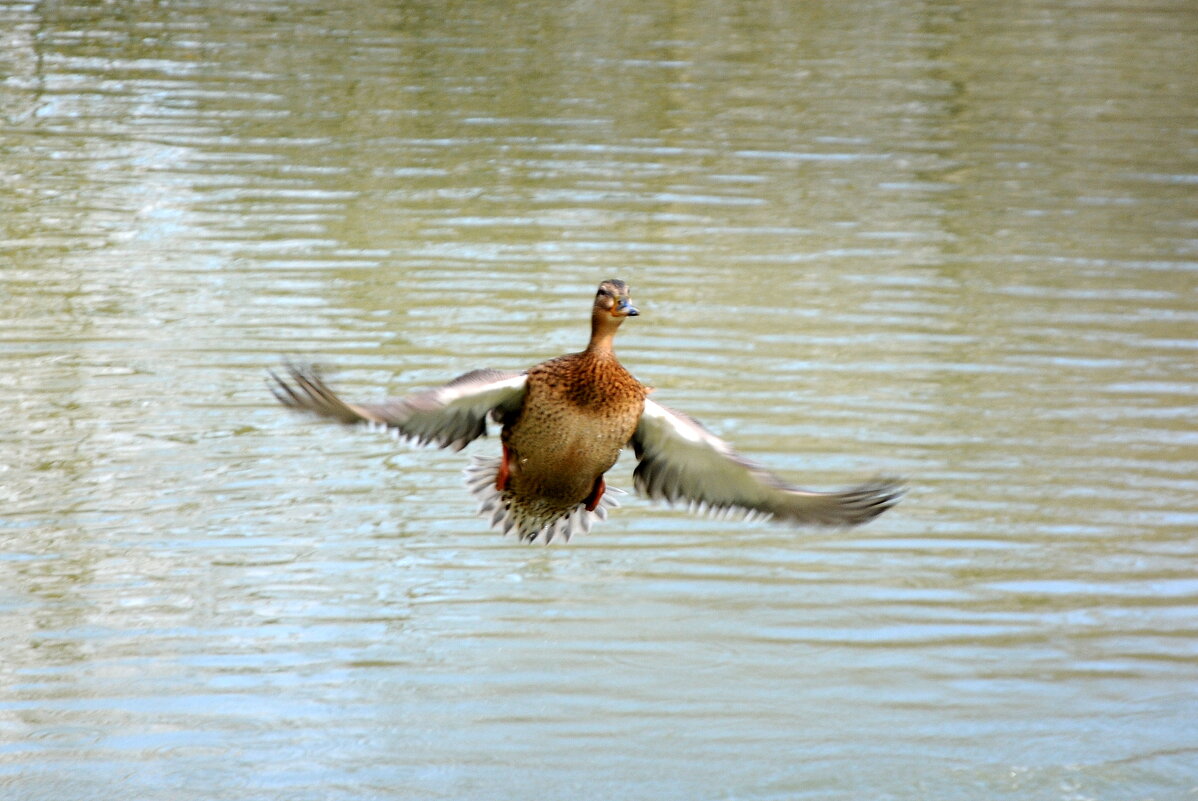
xmin=3 ymin=1 xmax=1197 ymax=799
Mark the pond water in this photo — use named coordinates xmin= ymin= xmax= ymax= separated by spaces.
xmin=2 ymin=1 xmax=1197 ymax=799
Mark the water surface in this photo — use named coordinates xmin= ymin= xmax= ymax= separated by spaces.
xmin=2 ymin=1 xmax=1197 ymax=799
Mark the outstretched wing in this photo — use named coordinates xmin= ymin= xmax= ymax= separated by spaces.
xmin=631 ymin=399 xmax=903 ymax=526
xmin=269 ymin=362 xmax=527 ymax=451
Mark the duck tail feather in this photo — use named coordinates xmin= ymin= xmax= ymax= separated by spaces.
xmin=463 ymin=453 xmax=620 ymax=545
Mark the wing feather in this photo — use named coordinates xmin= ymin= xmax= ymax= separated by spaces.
xmin=269 ymin=362 xmax=527 ymax=451
xmin=631 ymin=399 xmax=903 ymax=526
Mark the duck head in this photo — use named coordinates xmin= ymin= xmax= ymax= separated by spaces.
xmin=594 ymin=279 xmax=639 ymax=318
xmin=588 ymin=279 xmax=638 ymax=351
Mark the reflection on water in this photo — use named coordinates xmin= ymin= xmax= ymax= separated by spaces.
xmin=2 ymin=0 xmax=1197 ymax=799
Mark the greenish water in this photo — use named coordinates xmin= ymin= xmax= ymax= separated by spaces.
xmin=2 ymin=1 xmax=1197 ymax=799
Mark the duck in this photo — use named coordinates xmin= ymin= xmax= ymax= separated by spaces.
xmin=270 ymin=279 xmax=903 ymax=543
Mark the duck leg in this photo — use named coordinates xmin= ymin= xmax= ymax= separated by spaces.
xmin=584 ymin=475 xmax=606 ymax=512
xmin=496 ymin=443 xmax=513 ymax=492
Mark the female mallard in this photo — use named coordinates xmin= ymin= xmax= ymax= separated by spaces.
xmin=271 ymin=279 xmax=902 ymax=543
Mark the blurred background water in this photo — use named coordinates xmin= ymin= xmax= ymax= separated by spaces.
xmin=2 ymin=1 xmax=1197 ymax=799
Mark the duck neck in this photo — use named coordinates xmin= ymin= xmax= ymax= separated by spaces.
xmin=585 ymin=312 xmax=620 ymax=356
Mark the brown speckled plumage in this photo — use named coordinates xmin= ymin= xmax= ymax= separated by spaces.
xmin=502 ymin=348 xmax=647 ymax=517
